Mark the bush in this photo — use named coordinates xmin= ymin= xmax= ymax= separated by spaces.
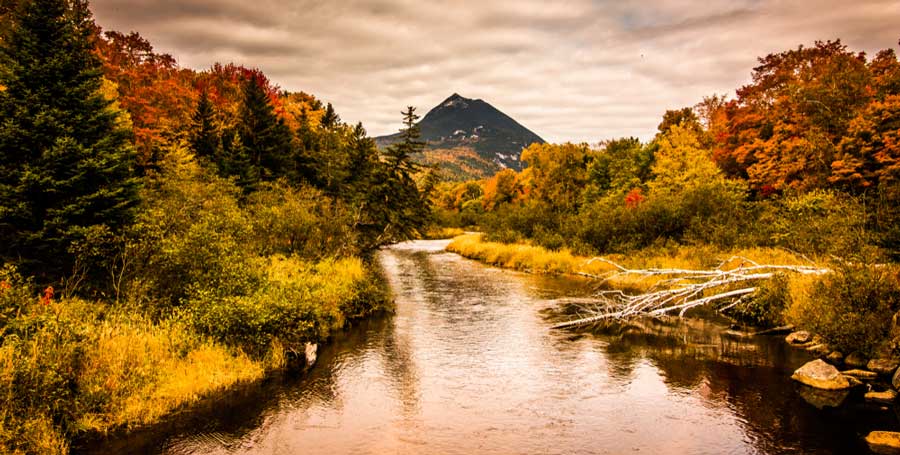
xmin=728 ymin=273 xmax=790 ymax=327
xmin=187 ymin=256 xmax=384 ymax=356
xmin=785 ymin=264 xmax=900 ymax=355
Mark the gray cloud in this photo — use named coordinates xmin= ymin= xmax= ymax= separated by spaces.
xmin=91 ymin=0 xmax=900 ymax=143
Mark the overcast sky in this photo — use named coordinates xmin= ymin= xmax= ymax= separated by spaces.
xmin=90 ymin=0 xmax=900 ymax=143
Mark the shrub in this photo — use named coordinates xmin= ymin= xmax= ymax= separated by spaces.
xmin=785 ymin=264 xmax=900 ymax=355
xmin=727 ymin=273 xmax=790 ymax=327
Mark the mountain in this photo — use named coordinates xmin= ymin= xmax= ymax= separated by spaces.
xmin=375 ymin=93 xmax=545 ymax=178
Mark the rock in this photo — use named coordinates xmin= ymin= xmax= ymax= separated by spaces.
xmin=892 ymin=368 xmax=900 ymax=390
xmin=843 ymin=369 xmax=880 ymax=381
xmin=797 ymin=385 xmax=850 ymax=409
xmin=807 ymin=343 xmax=831 ymax=357
xmin=869 ymin=359 xmax=900 ymax=376
xmin=786 ymin=331 xmax=812 ymax=345
xmin=866 ymin=389 xmax=899 ymax=404
xmin=304 ymin=342 xmax=318 ymax=369
xmin=846 ymin=351 xmax=869 ymax=369
xmin=846 ymin=375 xmax=865 ymax=388
xmin=791 ymin=359 xmax=852 ymax=390
xmin=866 ymin=431 xmax=900 ymax=455
xmin=826 ymin=351 xmax=844 ymax=365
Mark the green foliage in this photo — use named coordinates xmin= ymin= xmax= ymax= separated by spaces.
xmin=786 ymin=264 xmax=900 ymax=355
xmin=246 ymin=182 xmax=357 ymax=258
xmin=728 ymin=273 xmax=789 ymax=327
xmin=753 ymin=189 xmax=870 ymax=258
xmin=0 ymin=0 xmax=139 ymax=280
xmin=188 ymin=256 xmax=387 ymax=356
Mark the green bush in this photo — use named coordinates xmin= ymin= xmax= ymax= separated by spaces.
xmin=786 ymin=264 xmax=900 ymax=355
xmin=728 ymin=273 xmax=789 ymax=327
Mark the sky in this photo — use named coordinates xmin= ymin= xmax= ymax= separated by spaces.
xmin=90 ymin=0 xmax=900 ymax=143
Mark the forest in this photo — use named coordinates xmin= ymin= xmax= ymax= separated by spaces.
xmin=434 ymin=39 xmax=900 ymax=361
xmin=3 ymin=0 xmax=900 ymax=453
xmin=0 ymin=0 xmax=433 ymax=453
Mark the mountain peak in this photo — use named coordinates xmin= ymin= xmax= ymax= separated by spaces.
xmin=440 ymin=93 xmax=471 ymax=109
xmin=376 ymin=94 xmax=544 ymax=177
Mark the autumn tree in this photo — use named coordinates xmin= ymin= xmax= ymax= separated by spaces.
xmin=0 ymin=0 xmax=139 ymax=278
xmin=521 ymin=142 xmax=590 ymax=211
xmin=715 ymin=40 xmax=873 ymax=192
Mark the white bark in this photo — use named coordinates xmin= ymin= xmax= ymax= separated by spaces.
xmin=551 ymin=257 xmax=829 ymax=330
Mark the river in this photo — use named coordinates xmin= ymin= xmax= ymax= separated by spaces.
xmin=83 ymin=240 xmax=899 ymax=454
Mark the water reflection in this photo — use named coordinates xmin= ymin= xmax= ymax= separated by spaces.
xmin=82 ymin=240 xmax=898 ymax=455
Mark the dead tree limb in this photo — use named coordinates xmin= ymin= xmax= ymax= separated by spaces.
xmin=551 ymin=257 xmax=829 ymax=330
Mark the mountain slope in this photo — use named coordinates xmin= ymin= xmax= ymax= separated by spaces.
xmin=376 ymin=93 xmax=544 ymax=175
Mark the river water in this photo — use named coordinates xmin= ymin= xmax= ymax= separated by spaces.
xmin=84 ymin=240 xmax=899 ymax=454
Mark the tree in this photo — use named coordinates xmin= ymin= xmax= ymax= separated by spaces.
xmin=651 ymin=123 xmax=722 ymax=191
xmin=230 ymin=72 xmax=293 ymax=187
xmin=385 ymin=106 xmax=425 ymax=172
xmin=0 ymin=0 xmax=139 ymax=279
xmin=364 ymin=106 xmax=431 ymax=245
xmin=189 ymin=88 xmax=220 ymax=161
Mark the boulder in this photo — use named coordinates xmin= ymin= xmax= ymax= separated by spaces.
xmin=845 ymin=351 xmax=869 ymax=369
xmin=786 ymin=331 xmax=812 ymax=345
xmin=303 ymin=342 xmax=318 ymax=369
xmin=807 ymin=343 xmax=831 ymax=357
xmin=826 ymin=351 xmax=844 ymax=365
xmin=866 ymin=389 xmax=899 ymax=404
xmin=892 ymin=368 xmax=900 ymax=391
xmin=869 ymin=359 xmax=900 ymax=376
xmin=791 ymin=359 xmax=852 ymax=390
xmin=843 ymin=369 xmax=879 ymax=381
xmin=866 ymin=431 xmax=900 ymax=455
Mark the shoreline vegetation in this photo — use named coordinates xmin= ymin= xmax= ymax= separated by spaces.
xmin=0 ymin=1 xmax=430 ymax=453
xmin=431 ymin=38 xmax=900 ymax=370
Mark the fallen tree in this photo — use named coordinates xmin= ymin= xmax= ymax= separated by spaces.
xmin=552 ymin=256 xmax=829 ymax=330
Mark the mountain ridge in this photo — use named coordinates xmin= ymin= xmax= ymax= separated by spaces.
xmin=375 ymin=94 xmax=545 ymax=177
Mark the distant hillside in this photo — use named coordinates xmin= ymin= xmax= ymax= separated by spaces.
xmin=376 ymin=93 xmax=544 ymax=178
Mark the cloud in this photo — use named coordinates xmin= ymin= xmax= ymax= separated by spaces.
xmin=90 ymin=0 xmax=900 ymax=143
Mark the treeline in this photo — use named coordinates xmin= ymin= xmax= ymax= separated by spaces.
xmin=434 ymin=40 xmax=900 ymax=357
xmin=0 ymin=0 xmax=432 ymax=453
xmin=435 ymin=39 xmax=900 ymax=262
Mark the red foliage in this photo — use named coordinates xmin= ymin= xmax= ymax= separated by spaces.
xmin=624 ymin=188 xmax=645 ymax=209
xmin=40 ymin=286 xmax=54 ymax=306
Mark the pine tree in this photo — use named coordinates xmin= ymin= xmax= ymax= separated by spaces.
xmin=385 ymin=106 xmax=425 ymax=172
xmin=0 ymin=0 xmax=139 ymax=278
xmin=366 ymin=106 xmax=431 ymax=245
xmin=321 ymin=102 xmax=340 ymax=130
xmin=235 ymin=73 xmax=292 ymax=184
xmin=189 ymin=89 xmax=220 ymax=162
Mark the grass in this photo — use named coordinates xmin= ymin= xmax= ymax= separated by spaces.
xmin=446 ymin=233 xmax=817 ymax=292
xmin=422 ymin=226 xmax=467 ymax=239
xmin=0 ymin=254 xmax=385 ymax=455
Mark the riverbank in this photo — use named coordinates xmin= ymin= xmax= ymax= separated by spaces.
xmin=0 ymin=257 xmax=390 ymax=455
xmin=447 ymin=233 xmax=900 ymax=357
xmin=447 ymin=232 xmax=811 ymax=291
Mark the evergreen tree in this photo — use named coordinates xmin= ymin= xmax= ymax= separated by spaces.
xmin=321 ymin=102 xmax=340 ymax=130
xmin=385 ymin=106 xmax=426 ymax=172
xmin=189 ymin=89 xmax=220 ymax=162
xmin=365 ymin=106 xmax=431 ymax=245
xmin=0 ymin=0 xmax=139 ymax=278
xmin=234 ymin=73 xmax=292 ymax=185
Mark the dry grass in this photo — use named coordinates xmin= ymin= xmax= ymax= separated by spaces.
xmin=75 ymin=314 xmax=264 ymax=433
xmin=447 ymin=233 xmax=816 ymax=291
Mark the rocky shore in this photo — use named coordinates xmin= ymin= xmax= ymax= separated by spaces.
xmin=784 ymin=326 xmax=900 ymax=454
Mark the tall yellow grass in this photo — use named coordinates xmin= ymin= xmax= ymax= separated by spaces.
xmin=447 ymin=233 xmax=815 ymax=290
